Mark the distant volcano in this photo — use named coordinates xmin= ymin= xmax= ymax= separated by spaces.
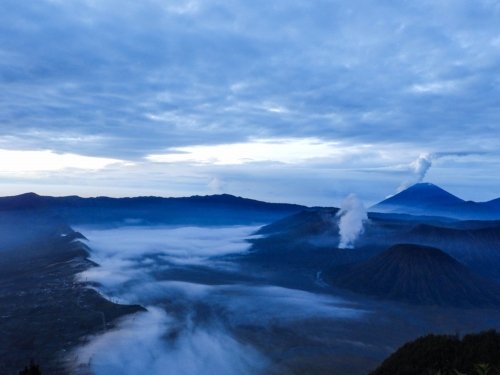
xmin=371 ymin=183 xmax=500 ymax=220
xmin=327 ymin=243 xmax=500 ymax=307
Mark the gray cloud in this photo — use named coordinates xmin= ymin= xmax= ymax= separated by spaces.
xmin=1 ymin=0 xmax=500 ymax=202
xmin=2 ymin=0 xmax=500 ymax=151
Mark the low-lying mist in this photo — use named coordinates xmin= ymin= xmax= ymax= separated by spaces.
xmin=76 ymin=307 xmax=268 ymax=375
xmin=73 ymin=225 xmax=364 ymax=375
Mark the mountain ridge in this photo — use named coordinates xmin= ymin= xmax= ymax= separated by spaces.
xmin=0 ymin=192 xmax=306 ymax=226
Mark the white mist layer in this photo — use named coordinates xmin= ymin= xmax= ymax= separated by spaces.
xmin=112 ymin=281 xmax=363 ymax=323
xmin=337 ymin=194 xmax=368 ymax=249
xmin=78 ymin=225 xmax=257 ymax=291
xmin=74 ymin=225 xmax=363 ymax=374
xmin=76 ymin=307 xmax=267 ymax=375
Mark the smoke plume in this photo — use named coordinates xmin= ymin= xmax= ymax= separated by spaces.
xmin=337 ymin=194 xmax=368 ymax=249
xmin=398 ymin=151 xmax=480 ymax=192
xmin=397 ymin=153 xmax=432 ymax=192
xmin=412 ymin=153 xmax=432 ymax=183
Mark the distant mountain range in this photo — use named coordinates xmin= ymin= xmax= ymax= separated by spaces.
xmin=0 ymin=192 xmax=306 ymax=226
xmin=371 ymin=183 xmax=500 ymax=220
xmin=327 ymin=243 xmax=500 ymax=307
xmin=247 ymin=202 xmax=500 ymax=287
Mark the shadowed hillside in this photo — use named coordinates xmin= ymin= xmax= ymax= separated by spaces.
xmin=370 ymin=330 xmax=500 ymax=375
xmin=326 ymin=244 xmax=500 ymax=307
xmin=0 ymin=216 xmax=143 ymax=374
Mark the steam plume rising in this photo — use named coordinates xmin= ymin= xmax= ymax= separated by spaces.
xmin=412 ymin=153 xmax=432 ymax=183
xmin=398 ymin=151 xmax=479 ymax=192
xmin=398 ymin=153 xmax=432 ymax=192
xmin=337 ymin=194 xmax=368 ymax=249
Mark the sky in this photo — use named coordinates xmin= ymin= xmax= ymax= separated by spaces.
xmin=1 ymin=0 xmax=499 ymax=206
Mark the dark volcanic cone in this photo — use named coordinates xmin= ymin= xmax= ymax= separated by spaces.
xmin=328 ymin=244 xmax=500 ymax=307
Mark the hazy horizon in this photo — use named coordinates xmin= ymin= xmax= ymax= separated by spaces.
xmin=1 ymin=180 xmax=497 ymax=208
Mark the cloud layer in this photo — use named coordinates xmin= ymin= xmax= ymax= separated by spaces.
xmin=76 ymin=307 xmax=268 ymax=375
xmin=74 ymin=225 xmax=364 ymax=374
xmin=1 ymin=0 xmax=500 ymax=203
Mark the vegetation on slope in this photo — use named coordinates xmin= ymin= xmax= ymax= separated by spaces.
xmin=371 ymin=330 xmax=500 ymax=375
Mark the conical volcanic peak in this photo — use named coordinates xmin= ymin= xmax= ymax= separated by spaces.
xmin=371 ymin=183 xmax=500 ymax=219
xmin=382 ymin=243 xmax=457 ymax=263
xmin=383 ymin=183 xmax=464 ymax=206
xmin=327 ymin=243 xmax=500 ymax=307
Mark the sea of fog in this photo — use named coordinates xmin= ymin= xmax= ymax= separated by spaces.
xmin=73 ymin=225 xmax=364 ymax=375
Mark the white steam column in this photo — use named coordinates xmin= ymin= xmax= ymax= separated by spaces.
xmin=337 ymin=194 xmax=368 ymax=249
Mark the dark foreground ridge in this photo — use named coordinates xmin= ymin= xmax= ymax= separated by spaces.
xmin=370 ymin=330 xmax=500 ymax=375
xmin=327 ymin=244 xmax=500 ymax=307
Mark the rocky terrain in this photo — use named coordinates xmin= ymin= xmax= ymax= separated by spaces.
xmin=0 ymin=215 xmax=143 ymax=374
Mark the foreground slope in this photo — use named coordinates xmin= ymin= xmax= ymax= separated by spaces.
xmin=0 ymin=216 xmax=143 ymax=374
xmin=370 ymin=330 xmax=500 ymax=375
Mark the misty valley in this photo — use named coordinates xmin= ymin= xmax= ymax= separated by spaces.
xmin=4 ymin=0 xmax=500 ymax=373
xmin=2 ymin=183 xmax=500 ymax=375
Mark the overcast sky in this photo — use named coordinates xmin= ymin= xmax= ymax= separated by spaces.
xmin=1 ymin=0 xmax=499 ymax=205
